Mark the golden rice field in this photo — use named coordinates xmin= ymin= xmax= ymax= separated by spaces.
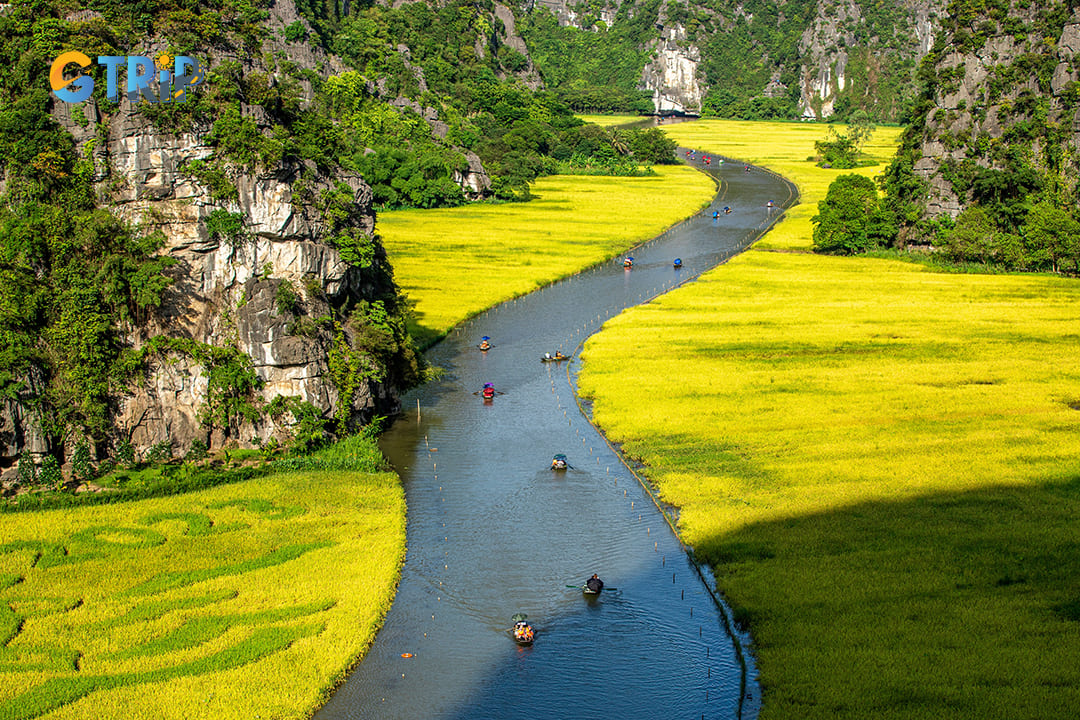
xmin=574 ymin=114 xmax=646 ymax=127
xmin=378 ymin=166 xmax=716 ymax=346
xmin=577 ymin=120 xmax=1080 ymax=718
xmin=661 ymin=118 xmax=905 ymax=249
xmin=0 ymin=469 xmax=405 ymax=720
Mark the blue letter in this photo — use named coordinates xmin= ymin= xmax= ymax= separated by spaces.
xmin=126 ymin=56 xmax=156 ymax=105
xmin=97 ymin=56 xmax=124 ymax=102
xmin=172 ymin=56 xmax=205 ymax=102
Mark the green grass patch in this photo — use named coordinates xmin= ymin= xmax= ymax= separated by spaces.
xmin=379 ymin=167 xmax=716 ymax=346
xmin=0 ymin=459 xmax=405 ymax=719
xmin=578 ymin=120 xmax=1080 ymax=718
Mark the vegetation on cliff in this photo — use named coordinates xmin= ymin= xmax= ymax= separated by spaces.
xmin=0 ymin=0 xmax=425 ymax=481
xmin=518 ymin=0 xmax=934 ymax=122
xmin=814 ymin=0 xmax=1080 ymax=275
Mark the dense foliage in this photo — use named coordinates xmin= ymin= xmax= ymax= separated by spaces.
xmin=0 ymin=0 xmax=426 ymax=475
xmin=860 ymin=0 xmax=1080 ymax=274
xmin=519 ymin=0 xmax=657 ymax=114
xmin=516 ymin=0 xmax=928 ymax=123
xmin=291 ymin=0 xmax=674 ymax=204
xmin=0 ymin=0 xmax=179 ymax=450
xmin=811 ymin=174 xmax=894 ymax=254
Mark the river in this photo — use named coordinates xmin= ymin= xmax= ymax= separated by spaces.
xmin=314 ymin=154 xmax=796 ymax=720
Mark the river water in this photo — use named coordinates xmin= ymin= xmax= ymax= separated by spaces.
xmin=314 ymin=155 xmax=796 ymax=720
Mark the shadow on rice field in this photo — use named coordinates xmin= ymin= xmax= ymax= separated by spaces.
xmin=699 ymin=477 xmax=1080 ymax=719
xmin=576 ymin=118 xmax=1080 ymax=718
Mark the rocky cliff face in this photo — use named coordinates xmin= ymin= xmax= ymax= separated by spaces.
xmin=903 ymin=3 xmax=1080 ymax=222
xmin=526 ymin=0 xmax=944 ymax=121
xmin=642 ymin=24 xmax=704 ymax=115
xmin=12 ymin=0 xmax=408 ymax=465
xmin=797 ymin=0 xmax=941 ymax=119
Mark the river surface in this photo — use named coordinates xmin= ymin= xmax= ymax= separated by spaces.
xmin=314 ymin=155 xmax=796 ymax=720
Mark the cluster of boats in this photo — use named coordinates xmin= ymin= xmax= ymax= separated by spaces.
xmin=476 ymin=335 xmax=606 ymax=646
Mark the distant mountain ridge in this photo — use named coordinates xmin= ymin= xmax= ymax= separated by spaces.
xmin=520 ymin=0 xmax=945 ymax=121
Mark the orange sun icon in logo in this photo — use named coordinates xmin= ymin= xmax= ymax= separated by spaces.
xmin=154 ymin=53 xmax=173 ymax=72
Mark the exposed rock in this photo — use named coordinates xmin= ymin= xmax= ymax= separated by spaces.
xmin=906 ymin=5 xmax=1080 ymax=223
xmin=642 ymin=25 xmax=703 ymax=116
xmin=27 ymin=0 xmax=400 ymax=460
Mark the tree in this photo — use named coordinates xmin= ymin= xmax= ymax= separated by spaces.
xmin=940 ymin=205 xmax=997 ymax=264
xmin=814 ymin=115 xmax=876 ymax=169
xmin=1022 ymin=201 xmax=1080 ymax=273
xmin=812 ymin=174 xmax=893 ymax=254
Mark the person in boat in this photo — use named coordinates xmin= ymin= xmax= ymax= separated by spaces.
xmin=554 ymin=350 xmax=566 ymax=359
xmin=711 ymin=210 xmax=719 ymax=219
xmin=586 ymin=574 xmax=604 ymax=593
xmin=724 ymin=206 xmax=731 ymax=214
xmin=623 ymin=257 xmax=633 ymax=267
xmin=551 ymin=454 xmax=568 ymax=469
xmin=479 ymin=338 xmax=490 ymax=350
xmin=545 ymin=352 xmax=552 ymax=360
xmin=482 ymin=382 xmax=495 ymax=400
xmin=513 ymin=620 xmax=534 ymax=643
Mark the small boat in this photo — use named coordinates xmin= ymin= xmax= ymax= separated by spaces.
xmin=481 ymin=382 xmax=495 ymax=401
xmin=478 ymin=336 xmax=491 ymax=351
xmin=673 ymin=258 xmax=682 ymax=269
xmin=623 ymin=257 xmax=634 ymax=268
xmin=550 ymin=454 xmax=568 ymax=470
xmin=511 ymin=614 xmax=534 ymax=645
xmin=541 ymin=352 xmax=570 ymax=363
xmin=584 ymin=574 xmax=604 ymax=594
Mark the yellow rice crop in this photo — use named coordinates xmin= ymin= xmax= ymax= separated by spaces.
xmin=577 ymin=119 xmax=1080 ymax=718
xmin=573 ymin=114 xmax=648 ymax=127
xmin=0 ymin=470 xmax=405 ymax=720
xmin=379 ymin=167 xmax=716 ymax=346
xmin=660 ymin=119 xmax=904 ymax=249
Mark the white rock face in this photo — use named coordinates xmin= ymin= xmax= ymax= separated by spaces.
xmin=98 ymin=112 xmax=381 ymax=452
xmin=642 ymin=40 xmax=704 ymax=116
xmin=22 ymin=0 xmax=393 ymax=460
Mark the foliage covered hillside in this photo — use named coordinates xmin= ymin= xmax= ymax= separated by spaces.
xmin=852 ymin=0 xmax=1080 ymax=274
xmin=519 ymin=0 xmax=943 ymax=121
xmin=292 ymin=0 xmax=679 ymax=202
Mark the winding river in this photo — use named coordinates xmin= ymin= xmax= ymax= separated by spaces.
xmin=314 ymin=153 xmax=796 ymax=720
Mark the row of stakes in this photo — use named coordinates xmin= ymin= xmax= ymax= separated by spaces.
xmin=420 ymin=281 xmax=747 ymax=714
xmin=547 ymin=355 xmax=738 ymax=715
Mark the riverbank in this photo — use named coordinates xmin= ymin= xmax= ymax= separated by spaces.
xmin=0 ymin=462 xmax=405 ymax=719
xmin=379 ymin=166 xmax=716 ymax=347
xmin=576 ymin=119 xmax=1080 ymax=717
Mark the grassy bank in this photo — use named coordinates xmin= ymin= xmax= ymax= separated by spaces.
xmin=577 ymin=119 xmax=1080 ymax=718
xmin=0 ymin=463 xmax=405 ymax=720
xmin=379 ymin=166 xmax=716 ymax=346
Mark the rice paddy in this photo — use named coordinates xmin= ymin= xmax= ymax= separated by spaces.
xmin=662 ymin=119 xmax=905 ymax=249
xmin=378 ymin=166 xmax=716 ymax=346
xmin=0 ymin=468 xmax=405 ymax=720
xmin=577 ymin=119 xmax=1080 ymax=718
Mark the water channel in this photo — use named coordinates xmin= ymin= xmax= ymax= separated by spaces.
xmin=314 ymin=154 xmax=796 ymax=720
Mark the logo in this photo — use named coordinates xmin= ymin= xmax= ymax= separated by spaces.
xmin=50 ymin=52 xmax=206 ymax=104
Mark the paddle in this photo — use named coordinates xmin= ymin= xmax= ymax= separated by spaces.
xmin=565 ymin=584 xmax=616 ymax=591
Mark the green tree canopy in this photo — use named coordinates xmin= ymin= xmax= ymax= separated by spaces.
xmin=812 ymin=174 xmax=894 ymax=254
